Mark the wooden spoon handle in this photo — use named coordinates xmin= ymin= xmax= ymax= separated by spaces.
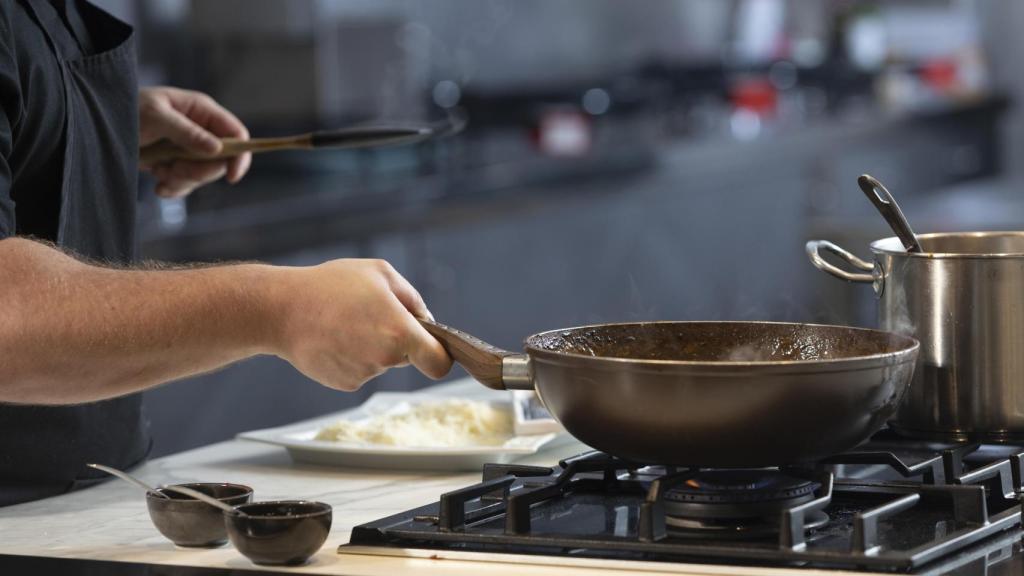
xmin=139 ymin=135 xmax=313 ymax=166
xmin=418 ymin=318 xmax=515 ymax=390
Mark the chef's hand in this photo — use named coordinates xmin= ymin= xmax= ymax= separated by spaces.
xmin=272 ymin=259 xmax=453 ymax=392
xmin=138 ymin=86 xmax=252 ymax=198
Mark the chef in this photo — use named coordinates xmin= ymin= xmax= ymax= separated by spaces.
xmin=0 ymin=0 xmax=452 ymax=506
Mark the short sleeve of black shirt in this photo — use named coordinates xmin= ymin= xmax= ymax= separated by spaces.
xmin=0 ymin=7 xmax=19 ymax=239
xmin=0 ymin=1 xmax=76 ymax=243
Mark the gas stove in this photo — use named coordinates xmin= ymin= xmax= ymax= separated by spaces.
xmin=345 ymin=430 xmax=1024 ymax=574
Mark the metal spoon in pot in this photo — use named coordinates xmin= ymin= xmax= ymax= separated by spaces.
xmin=86 ymin=462 xmax=169 ymax=499
xmin=160 ymin=484 xmax=249 ymax=517
xmin=857 ymin=174 xmax=923 ymax=253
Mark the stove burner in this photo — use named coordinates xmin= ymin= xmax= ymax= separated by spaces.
xmin=666 ymin=510 xmax=830 ymax=539
xmin=664 ymin=470 xmax=819 ymax=519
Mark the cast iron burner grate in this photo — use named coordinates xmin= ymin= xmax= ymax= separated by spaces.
xmin=347 ymin=436 xmax=1024 ymax=572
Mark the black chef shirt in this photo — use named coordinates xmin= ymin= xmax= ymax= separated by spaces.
xmin=0 ymin=0 xmax=93 ymax=240
xmin=0 ymin=0 xmax=150 ymax=506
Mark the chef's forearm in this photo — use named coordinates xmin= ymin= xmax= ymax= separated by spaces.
xmin=0 ymin=237 xmax=284 ymax=404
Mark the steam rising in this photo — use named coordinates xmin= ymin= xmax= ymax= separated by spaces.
xmin=724 ymin=343 xmax=770 ymax=362
xmin=882 ymin=261 xmax=917 ymax=338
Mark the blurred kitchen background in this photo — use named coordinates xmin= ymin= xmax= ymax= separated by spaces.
xmin=96 ymin=0 xmax=1024 ymax=456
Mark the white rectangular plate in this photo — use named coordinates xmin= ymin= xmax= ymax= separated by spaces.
xmin=236 ymin=381 xmax=569 ymax=471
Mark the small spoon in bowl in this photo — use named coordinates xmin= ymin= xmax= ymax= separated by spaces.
xmin=87 ymin=463 xmax=169 ymax=499
xmin=161 ymin=484 xmax=250 ymax=517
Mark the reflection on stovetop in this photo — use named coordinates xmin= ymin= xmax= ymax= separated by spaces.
xmin=347 ymin=429 xmax=1024 ymax=574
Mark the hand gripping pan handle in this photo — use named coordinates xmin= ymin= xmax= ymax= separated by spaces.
xmin=417 ymin=318 xmax=533 ymax=391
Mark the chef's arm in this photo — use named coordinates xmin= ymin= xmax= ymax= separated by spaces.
xmin=0 ymin=237 xmax=451 ymax=405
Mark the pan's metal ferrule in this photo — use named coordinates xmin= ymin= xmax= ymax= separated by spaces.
xmin=501 ymin=355 xmax=533 ymax=390
xmin=806 ymin=240 xmax=884 ymax=295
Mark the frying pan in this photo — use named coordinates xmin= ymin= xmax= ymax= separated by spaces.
xmin=139 ymin=115 xmax=466 ymax=166
xmin=420 ymin=319 xmax=919 ymax=467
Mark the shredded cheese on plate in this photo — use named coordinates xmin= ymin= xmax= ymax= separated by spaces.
xmin=314 ymin=399 xmax=513 ymax=447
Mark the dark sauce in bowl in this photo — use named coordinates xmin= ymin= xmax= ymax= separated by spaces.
xmin=224 ymin=500 xmax=332 ymax=566
xmin=146 ymin=483 xmax=253 ymax=547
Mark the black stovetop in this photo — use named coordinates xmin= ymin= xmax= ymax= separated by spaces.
xmin=348 ymin=430 xmax=1024 ymax=574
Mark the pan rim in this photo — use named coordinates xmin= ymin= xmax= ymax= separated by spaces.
xmin=523 ymin=320 xmax=920 ymax=368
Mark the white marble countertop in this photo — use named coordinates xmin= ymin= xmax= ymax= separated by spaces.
xmin=0 ymin=379 xmax=845 ymax=576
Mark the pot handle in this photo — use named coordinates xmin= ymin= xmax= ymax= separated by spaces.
xmin=418 ymin=318 xmax=533 ymax=391
xmin=805 ymin=240 xmax=874 ymax=283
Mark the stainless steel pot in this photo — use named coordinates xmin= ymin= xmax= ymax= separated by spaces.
xmin=807 ymin=231 xmax=1024 ymax=442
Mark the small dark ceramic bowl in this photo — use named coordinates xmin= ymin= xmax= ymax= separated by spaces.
xmin=146 ymin=483 xmax=253 ymax=547
xmin=224 ymin=500 xmax=332 ymax=566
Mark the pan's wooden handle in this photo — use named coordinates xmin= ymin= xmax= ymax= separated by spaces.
xmin=418 ymin=318 xmax=516 ymax=390
xmin=139 ymin=135 xmax=313 ymax=166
